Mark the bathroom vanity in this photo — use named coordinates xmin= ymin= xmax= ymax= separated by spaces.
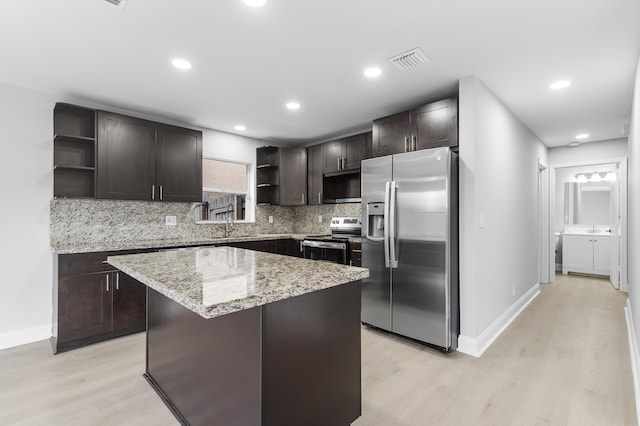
xmin=562 ymin=232 xmax=611 ymax=276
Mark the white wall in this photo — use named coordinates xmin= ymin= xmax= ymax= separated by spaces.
xmin=548 ymin=138 xmax=628 ymax=166
xmin=627 ymin=50 xmax=640 ymax=407
xmin=458 ymin=75 xmax=547 ymax=356
xmin=0 ymin=82 xmax=263 ymax=349
xmin=0 ymin=83 xmax=57 ymax=347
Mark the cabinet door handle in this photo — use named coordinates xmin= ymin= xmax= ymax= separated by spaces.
xmin=404 ymin=137 xmax=409 ymax=152
xmin=337 ymin=158 xmax=341 ymax=170
xmin=318 ymin=192 xmax=321 ymax=204
xmin=116 ymin=272 xmax=120 ymax=290
xmin=412 ymin=135 xmax=417 ymax=151
xmin=160 ymin=185 xmax=163 ymax=200
xmin=106 ymin=274 xmax=110 ymax=292
xmin=301 ymin=193 xmax=305 ymax=204
xmin=151 ymin=185 xmax=155 ymax=200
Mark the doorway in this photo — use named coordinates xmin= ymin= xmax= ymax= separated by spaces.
xmin=547 ymin=158 xmax=628 ymax=291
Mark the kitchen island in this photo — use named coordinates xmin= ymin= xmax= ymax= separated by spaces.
xmin=107 ymin=246 xmax=368 ymax=426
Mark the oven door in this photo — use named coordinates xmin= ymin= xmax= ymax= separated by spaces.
xmin=302 ymin=240 xmax=348 ymax=264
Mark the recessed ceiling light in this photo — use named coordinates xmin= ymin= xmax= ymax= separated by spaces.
xmin=568 ymin=142 xmax=580 ymax=148
xmin=575 ymin=133 xmax=589 ymax=140
xmin=234 ymin=125 xmax=246 ymax=131
xmin=363 ymin=67 xmax=381 ymax=78
xmin=171 ymin=58 xmax=192 ymax=70
xmin=550 ymin=80 xmax=570 ymax=90
xmin=243 ymin=0 xmax=267 ymax=7
xmin=286 ymin=102 xmax=301 ymax=110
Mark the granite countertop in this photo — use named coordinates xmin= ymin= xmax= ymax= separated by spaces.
xmin=107 ymin=246 xmax=369 ymax=320
xmin=51 ymin=233 xmax=328 ymax=254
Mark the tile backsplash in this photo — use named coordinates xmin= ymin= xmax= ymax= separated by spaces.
xmin=50 ymin=199 xmax=361 ymax=245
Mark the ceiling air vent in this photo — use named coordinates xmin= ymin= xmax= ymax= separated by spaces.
xmin=388 ymin=48 xmax=430 ymax=71
xmin=103 ymin=0 xmax=129 ymax=10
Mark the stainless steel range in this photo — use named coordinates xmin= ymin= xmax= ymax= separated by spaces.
xmin=302 ymin=217 xmax=361 ymax=264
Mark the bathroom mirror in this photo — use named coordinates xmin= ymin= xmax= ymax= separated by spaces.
xmin=564 ymin=181 xmax=612 ymax=225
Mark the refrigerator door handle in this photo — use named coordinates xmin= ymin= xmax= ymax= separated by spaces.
xmin=388 ymin=181 xmax=399 ymax=268
xmin=384 ymin=181 xmax=391 ymax=268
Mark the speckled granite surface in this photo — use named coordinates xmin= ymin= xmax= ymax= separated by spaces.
xmin=51 ymin=233 xmax=325 ymax=254
xmin=107 ymin=246 xmax=368 ymax=319
xmin=50 ymin=199 xmax=360 ymax=250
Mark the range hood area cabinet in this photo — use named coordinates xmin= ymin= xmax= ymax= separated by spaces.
xmin=306 ymin=131 xmax=370 ymax=205
xmin=97 ymin=111 xmax=202 ymax=202
xmin=371 ymin=97 xmax=458 ymax=158
xmin=256 ymin=146 xmax=307 ymax=206
xmin=323 ymin=132 xmax=367 ymax=174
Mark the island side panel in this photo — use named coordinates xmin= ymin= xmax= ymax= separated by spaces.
xmin=262 ymin=280 xmax=362 ymax=426
xmin=145 ymin=288 xmax=261 ymax=426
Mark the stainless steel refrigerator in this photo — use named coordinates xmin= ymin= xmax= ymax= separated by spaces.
xmin=361 ymin=147 xmax=458 ymax=350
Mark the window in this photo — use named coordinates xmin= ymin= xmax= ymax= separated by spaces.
xmin=202 ymin=158 xmax=251 ymax=221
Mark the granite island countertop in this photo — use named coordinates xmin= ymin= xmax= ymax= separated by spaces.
xmin=107 ymin=246 xmax=369 ymax=319
xmin=51 ymin=233 xmax=328 ymax=254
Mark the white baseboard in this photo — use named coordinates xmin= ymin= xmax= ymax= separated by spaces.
xmin=0 ymin=324 xmax=51 ymax=351
xmin=624 ymin=299 xmax=640 ymax=426
xmin=458 ymin=283 xmax=540 ymax=358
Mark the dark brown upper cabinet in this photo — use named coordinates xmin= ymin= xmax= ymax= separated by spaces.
xmin=307 ymin=144 xmax=323 ymax=205
xmin=156 ymin=125 xmax=202 ymax=202
xmin=412 ymin=98 xmax=458 ymax=151
xmin=279 ymin=147 xmax=307 ymax=206
xmin=97 ymin=111 xmax=202 ymax=202
xmin=255 ymin=146 xmax=307 ymax=206
xmin=323 ymin=133 xmax=366 ymax=174
xmin=371 ymin=97 xmax=457 ymax=158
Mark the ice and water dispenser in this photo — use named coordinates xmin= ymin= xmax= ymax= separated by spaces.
xmin=366 ymin=203 xmax=385 ymax=240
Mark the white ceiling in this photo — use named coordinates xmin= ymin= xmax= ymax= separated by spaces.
xmin=1 ymin=0 xmax=639 ymax=147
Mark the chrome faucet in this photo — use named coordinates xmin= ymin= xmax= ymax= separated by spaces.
xmin=225 ymin=203 xmax=235 ymax=237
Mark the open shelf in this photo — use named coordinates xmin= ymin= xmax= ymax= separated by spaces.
xmin=54 ymin=168 xmax=96 ymax=198
xmin=53 ymin=103 xmax=97 ymax=198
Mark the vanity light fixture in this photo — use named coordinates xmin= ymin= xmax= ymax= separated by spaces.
xmin=574 ymin=171 xmax=616 ymax=183
xmin=550 ymin=80 xmax=571 ymax=90
xmin=286 ymin=102 xmax=301 ymax=110
xmin=172 ymin=58 xmax=192 ymax=70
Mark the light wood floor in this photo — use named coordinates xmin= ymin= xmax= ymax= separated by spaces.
xmin=0 ymin=274 xmax=635 ymax=425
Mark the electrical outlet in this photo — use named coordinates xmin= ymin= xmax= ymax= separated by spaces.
xmin=512 ymin=285 xmax=515 ymax=297
xmin=318 ymin=215 xmax=323 ymax=223
xmin=165 ymin=215 xmax=177 ymax=226
xmin=268 ymin=216 xmax=273 ymax=224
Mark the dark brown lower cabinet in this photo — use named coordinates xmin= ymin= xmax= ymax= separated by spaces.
xmin=350 ymin=240 xmax=362 ymax=267
xmin=145 ymin=280 xmax=361 ymax=426
xmin=57 ymin=272 xmax=113 ymax=343
xmin=53 ymin=250 xmax=150 ymax=353
xmin=226 ymin=238 xmax=303 ymax=258
xmin=113 ymin=272 xmax=147 ymax=333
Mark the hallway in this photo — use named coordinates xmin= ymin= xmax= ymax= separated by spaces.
xmin=356 ymin=273 xmax=636 ymax=425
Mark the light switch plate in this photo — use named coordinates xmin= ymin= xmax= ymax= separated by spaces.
xmin=165 ymin=215 xmax=177 ymax=226
xmin=318 ymin=215 xmax=323 ymax=223
xmin=479 ymin=213 xmax=486 ymax=229
xmin=268 ymin=216 xmax=273 ymax=224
